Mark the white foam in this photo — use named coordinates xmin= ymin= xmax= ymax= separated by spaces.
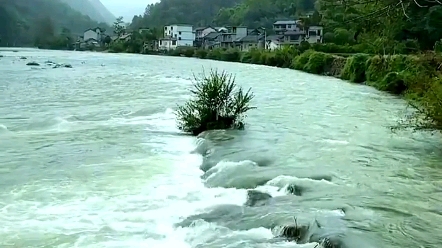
xmin=0 ymin=108 xmax=322 ymax=248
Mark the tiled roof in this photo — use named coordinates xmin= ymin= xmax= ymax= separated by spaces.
xmin=274 ymin=20 xmax=298 ymax=25
xmin=204 ymin=32 xmax=221 ymax=39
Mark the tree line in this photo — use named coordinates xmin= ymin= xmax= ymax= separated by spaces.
xmin=128 ymin=0 xmax=442 ymax=54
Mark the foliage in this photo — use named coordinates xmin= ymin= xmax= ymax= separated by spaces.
xmin=341 ymin=53 xmax=371 ymax=83
xmin=129 ymin=0 xmax=316 ymax=30
xmin=176 ymin=70 xmax=255 ymax=135
xmin=160 ymin=45 xmax=442 ymax=133
xmin=33 ymin=18 xmax=74 ymax=50
xmin=113 ymin=16 xmax=126 ymax=37
xmin=0 ymin=0 xmax=109 ymax=47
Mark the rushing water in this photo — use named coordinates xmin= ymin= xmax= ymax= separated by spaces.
xmin=1 ymin=48 xmax=442 ymax=248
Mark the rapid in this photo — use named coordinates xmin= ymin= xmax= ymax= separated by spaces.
xmin=0 ymin=48 xmax=441 ymax=248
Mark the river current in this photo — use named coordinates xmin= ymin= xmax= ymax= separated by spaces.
xmin=1 ymin=48 xmax=442 ymax=248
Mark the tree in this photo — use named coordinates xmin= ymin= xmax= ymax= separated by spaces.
xmin=34 ymin=16 xmax=55 ymax=47
xmin=103 ymin=35 xmax=111 ymax=46
xmin=113 ymin=16 xmax=125 ymax=37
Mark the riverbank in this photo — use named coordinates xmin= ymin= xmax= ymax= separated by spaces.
xmin=163 ymin=46 xmax=442 ymax=132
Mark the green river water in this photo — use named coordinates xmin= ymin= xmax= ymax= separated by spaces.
xmin=0 ymin=48 xmax=441 ymax=248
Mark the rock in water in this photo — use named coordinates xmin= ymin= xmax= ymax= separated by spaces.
xmin=26 ymin=62 xmax=40 ymax=66
xmin=275 ymin=223 xmax=310 ymax=243
xmin=286 ymin=184 xmax=304 ymax=196
xmin=244 ymin=190 xmax=272 ymax=207
xmin=20 ymin=56 xmax=27 ymax=59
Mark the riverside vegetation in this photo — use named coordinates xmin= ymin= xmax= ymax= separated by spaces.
xmin=168 ymin=44 xmax=442 ymax=134
xmin=126 ymin=0 xmax=442 ymax=134
xmin=176 ymin=70 xmax=255 ymax=135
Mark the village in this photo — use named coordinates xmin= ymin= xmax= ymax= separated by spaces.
xmin=74 ymin=19 xmax=323 ymax=52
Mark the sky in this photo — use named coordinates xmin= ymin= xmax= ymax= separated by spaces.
xmin=100 ymin=0 xmax=158 ymax=22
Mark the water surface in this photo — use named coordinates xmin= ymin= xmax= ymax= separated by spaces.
xmin=1 ymin=48 xmax=441 ymax=248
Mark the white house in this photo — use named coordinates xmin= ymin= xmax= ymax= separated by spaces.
xmin=158 ymin=38 xmax=178 ymax=51
xmin=162 ymin=24 xmax=194 ymax=49
xmin=306 ymin=26 xmax=323 ymax=44
xmin=84 ymin=27 xmax=105 ymax=43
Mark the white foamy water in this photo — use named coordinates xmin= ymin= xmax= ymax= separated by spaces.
xmin=2 ymin=49 xmax=442 ymax=248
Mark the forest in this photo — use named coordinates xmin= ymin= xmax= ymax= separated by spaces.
xmin=130 ymin=0 xmax=442 ymax=53
xmin=0 ymin=0 xmax=109 ymax=47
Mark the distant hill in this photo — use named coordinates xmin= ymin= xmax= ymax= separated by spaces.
xmin=88 ymin=0 xmax=116 ymax=23
xmin=0 ymin=0 xmax=109 ymax=46
xmin=60 ymin=0 xmax=116 ymax=24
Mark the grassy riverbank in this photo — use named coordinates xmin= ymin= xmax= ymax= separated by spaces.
xmin=163 ymin=46 xmax=442 ymax=132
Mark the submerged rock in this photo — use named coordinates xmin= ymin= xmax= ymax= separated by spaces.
xmin=20 ymin=56 xmax=27 ymax=59
xmin=52 ymin=64 xmax=72 ymax=69
xmin=175 ymin=204 xmax=244 ymax=228
xmin=26 ymin=62 xmax=40 ymax=66
xmin=286 ymin=184 xmax=305 ymax=196
xmin=274 ymin=222 xmax=310 ymax=243
xmin=0 ymin=55 xmax=3 ymax=57
xmin=53 ymin=63 xmax=72 ymax=68
xmin=244 ymin=190 xmax=272 ymax=207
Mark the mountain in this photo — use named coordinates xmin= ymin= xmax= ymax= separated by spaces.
xmin=0 ymin=0 xmax=109 ymax=46
xmin=88 ymin=0 xmax=116 ymax=23
xmin=60 ymin=0 xmax=115 ymax=24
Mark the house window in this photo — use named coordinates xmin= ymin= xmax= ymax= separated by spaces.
xmin=174 ymin=34 xmax=177 ymax=38
xmin=179 ymin=31 xmax=181 ymax=35
xmin=178 ymin=37 xmax=181 ymax=40
xmin=171 ymin=26 xmax=173 ymax=30
xmin=164 ymin=26 xmax=167 ymax=30
xmin=172 ymin=40 xmax=177 ymax=45
xmin=318 ymin=30 xmax=322 ymax=36
xmin=287 ymin=25 xmax=291 ymax=28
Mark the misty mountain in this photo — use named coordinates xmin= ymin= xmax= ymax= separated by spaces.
xmin=60 ymin=0 xmax=116 ymax=24
xmin=0 ymin=0 xmax=109 ymax=46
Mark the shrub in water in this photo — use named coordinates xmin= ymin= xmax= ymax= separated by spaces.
xmin=176 ymin=69 xmax=255 ymax=135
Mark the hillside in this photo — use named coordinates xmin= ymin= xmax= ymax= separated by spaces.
xmin=60 ymin=0 xmax=115 ymax=24
xmin=130 ymin=0 xmax=316 ymax=29
xmin=0 ymin=0 xmax=108 ymax=46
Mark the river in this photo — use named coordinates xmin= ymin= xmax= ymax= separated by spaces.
xmin=0 ymin=48 xmax=441 ymax=248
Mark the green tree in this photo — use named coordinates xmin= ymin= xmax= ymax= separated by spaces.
xmin=113 ymin=16 xmax=125 ymax=37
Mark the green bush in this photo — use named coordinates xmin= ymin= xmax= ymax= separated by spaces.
xmin=378 ymin=72 xmax=407 ymax=94
xmin=207 ymin=49 xmax=223 ymax=60
xmin=109 ymin=41 xmax=126 ymax=53
xmin=176 ymin=69 xmax=256 ymax=135
xmin=272 ymin=46 xmax=299 ymax=67
xmin=303 ymin=51 xmax=335 ymax=74
xmin=195 ymin=49 xmax=208 ymax=59
xmin=291 ymin=49 xmax=314 ymax=70
xmin=221 ymin=48 xmax=241 ymax=62
xmin=341 ymin=53 xmax=371 ymax=83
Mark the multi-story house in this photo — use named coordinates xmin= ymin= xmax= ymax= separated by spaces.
xmin=213 ymin=26 xmax=247 ymax=49
xmin=268 ymin=20 xmax=323 ymax=48
xmin=159 ymin=24 xmax=195 ymax=50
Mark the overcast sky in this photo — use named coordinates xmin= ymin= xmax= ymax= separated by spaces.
xmin=100 ymin=0 xmax=158 ymax=22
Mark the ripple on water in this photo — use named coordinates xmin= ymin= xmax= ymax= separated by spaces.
xmin=1 ymin=49 xmax=442 ymax=248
